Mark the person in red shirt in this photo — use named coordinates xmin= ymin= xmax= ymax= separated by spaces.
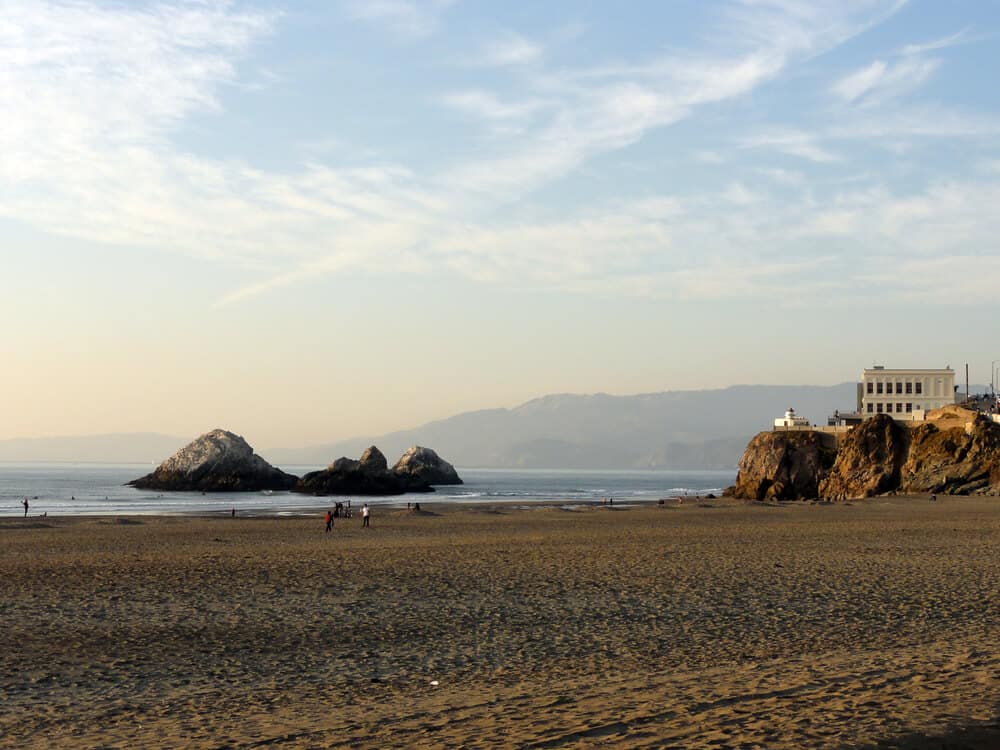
xmin=324 ymin=510 xmax=333 ymax=533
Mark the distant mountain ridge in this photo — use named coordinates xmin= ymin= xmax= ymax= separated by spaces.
xmin=0 ymin=433 xmax=188 ymax=464
xmin=0 ymin=384 xmax=861 ymax=469
xmin=267 ymin=383 xmax=860 ymax=470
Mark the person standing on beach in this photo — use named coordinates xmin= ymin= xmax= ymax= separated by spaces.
xmin=22 ymin=497 xmax=29 ymax=517
xmin=325 ymin=510 xmax=334 ymax=533
xmin=362 ymin=503 xmax=370 ymax=528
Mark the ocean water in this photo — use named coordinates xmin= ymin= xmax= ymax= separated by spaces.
xmin=0 ymin=463 xmax=735 ymax=517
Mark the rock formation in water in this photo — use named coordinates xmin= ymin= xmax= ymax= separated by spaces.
xmin=729 ymin=407 xmax=1000 ymax=501
xmin=729 ymin=430 xmax=836 ymax=501
xmin=127 ymin=429 xmax=298 ymax=492
xmin=392 ymin=445 xmax=463 ymax=486
xmin=295 ymin=445 xmax=434 ymax=496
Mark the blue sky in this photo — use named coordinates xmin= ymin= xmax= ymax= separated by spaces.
xmin=2 ymin=0 xmax=999 ymax=446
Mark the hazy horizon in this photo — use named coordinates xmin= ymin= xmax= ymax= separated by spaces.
xmin=4 ymin=2 xmax=999 ymax=447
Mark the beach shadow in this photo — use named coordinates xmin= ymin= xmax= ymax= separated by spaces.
xmin=0 ymin=521 xmax=53 ymax=530
xmin=95 ymin=518 xmax=144 ymax=526
xmin=858 ymin=710 xmax=1000 ymax=749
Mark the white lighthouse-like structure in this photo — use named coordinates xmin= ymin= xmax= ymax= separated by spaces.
xmin=774 ymin=407 xmax=810 ymax=429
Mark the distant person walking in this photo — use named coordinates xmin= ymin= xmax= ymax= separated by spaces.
xmin=325 ymin=510 xmax=334 ymax=533
xmin=362 ymin=503 xmax=370 ymax=528
xmin=22 ymin=497 xmax=28 ymax=517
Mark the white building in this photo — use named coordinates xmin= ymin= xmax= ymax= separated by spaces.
xmin=774 ymin=407 xmax=810 ymax=428
xmin=859 ymin=366 xmax=955 ymax=419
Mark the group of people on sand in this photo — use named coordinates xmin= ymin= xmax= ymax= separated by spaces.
xmin=325 ymin=502 xmax=371 ymax=533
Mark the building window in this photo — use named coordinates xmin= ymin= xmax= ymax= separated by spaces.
xmin=896 ymin=403 xmax=903 ymax=413
xmin=867 ymin=382 xmax=874 ymax=394
xmin=916 ymin=382 xmax=923 ymax=394
xmin=906 ymin=382 xmax=912 ymax=394
xmin=867 ymin=403 xmax=874 ymax=413
xmin=877 ymin=382 xmax=883 ymax=394
xmin=896 ymin=383 xmax=903 ymax=394
xmin=877 ymin=403 xmax=883 ymax=413
xmin=906 ymin=403 xmax=912 ymax=412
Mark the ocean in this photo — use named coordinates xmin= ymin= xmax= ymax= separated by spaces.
xmin=0 ymin=463 xmax=735 ymax=517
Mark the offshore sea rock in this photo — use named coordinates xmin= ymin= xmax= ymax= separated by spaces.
xmin=729 ymin=431 xmax=836 ymax=501
xmin=127 ymin=429 xmax=298 ymax=492
xmin=295 ymin=445 xmax=433 ymax=496
xmin=392 ymin=446 xmax=463 ymax=485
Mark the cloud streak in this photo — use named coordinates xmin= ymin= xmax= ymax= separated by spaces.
xmin=4 ymin=0 xmax=997 ymax=309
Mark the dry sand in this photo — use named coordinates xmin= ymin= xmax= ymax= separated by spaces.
xmin=2 ymin=497 xmax=999 ymax=748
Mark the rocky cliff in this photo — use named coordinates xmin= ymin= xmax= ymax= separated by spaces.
xmin=730 ymin=409 xmax=1000 ymax=501
xmin=902 ymin=413 xmax=1000 ymax=494
xmin=127 ymin=429 xmax=298 ymax=492
xmin=392 ymin=446 xmax=463 ymax=485
xmin=819 ymin=415 xmax=910 ymax=500
xmin=730 ymin=431 xmax=836 ymax=501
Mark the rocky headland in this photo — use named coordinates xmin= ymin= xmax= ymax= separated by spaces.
xmin=730 ymin=406 xmax=1000 ymax=501
xmin=294 ymin=445 xmax=463 ymax=496
xmin=127 ymin=429 xmax=298 ymax=492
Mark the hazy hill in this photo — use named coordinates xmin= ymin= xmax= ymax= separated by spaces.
xmin=0 ymin=433 xmax=188 ymax=464
xmin=0 ymin=384 xmax=862 ymax=469
xmin=268 ymin=383 xmax=859 ymax=470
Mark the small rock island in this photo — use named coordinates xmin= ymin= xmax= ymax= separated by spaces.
xmin=129 ymin=431 xmax=464 ymax=497
xmin=294 ymin=445 xmax=463 ymax=496
xmin=127 ymin=429 xmax=298 ymax=492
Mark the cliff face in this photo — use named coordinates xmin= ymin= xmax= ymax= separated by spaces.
xmin=730 ymin=411 xmax=1000 ymax=501
xmin=902 ymin=415 xmax=1000 ymax=494
xmin=127 ymin=429 xmax=298 ymax=492
xmin=731 ymin=431 xmax=836 ymax=501
xmin=819 ymin=415 xmax=909 ymax=500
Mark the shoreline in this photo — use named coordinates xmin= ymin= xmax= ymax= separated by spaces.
xmin=0 ymin=490 xmax=968 ymax=522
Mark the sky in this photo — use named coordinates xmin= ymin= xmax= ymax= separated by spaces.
xmin=2 ymin=0 xmax=1000 ymax=448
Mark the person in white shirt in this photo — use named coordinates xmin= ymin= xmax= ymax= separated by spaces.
xmin=362 ymin=503 xmax=370 ymax=528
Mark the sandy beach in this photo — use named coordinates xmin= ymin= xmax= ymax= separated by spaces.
xmin=2 ymin=497 xmax=999 ymax=749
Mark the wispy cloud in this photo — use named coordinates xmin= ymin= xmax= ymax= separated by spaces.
xmin=741 ymin=130 xmax=841 ymax=162
xmin=831 ymin=57 xmax=940 ymax=106
xmin=442 ymin=91 xmax=547 ymax=122
xmin=898 ymin=27 xmax=976 ymax=56
xmin=480 ymin=33 xmax=542 ymax=66
xmin=344 ymin=0 xmax=455 ymax=39
xmin=8 ymin=0 xmax=991 ymax=310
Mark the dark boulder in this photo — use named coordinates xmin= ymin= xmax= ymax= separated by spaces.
xmin=295 ymin=445 xmax=433 ymax=496
xmin=127 ymin=429 xmax=297 ymax=492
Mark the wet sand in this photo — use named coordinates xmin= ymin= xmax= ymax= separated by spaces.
xmin=2 ymin=497 xmax=999 ymax=748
